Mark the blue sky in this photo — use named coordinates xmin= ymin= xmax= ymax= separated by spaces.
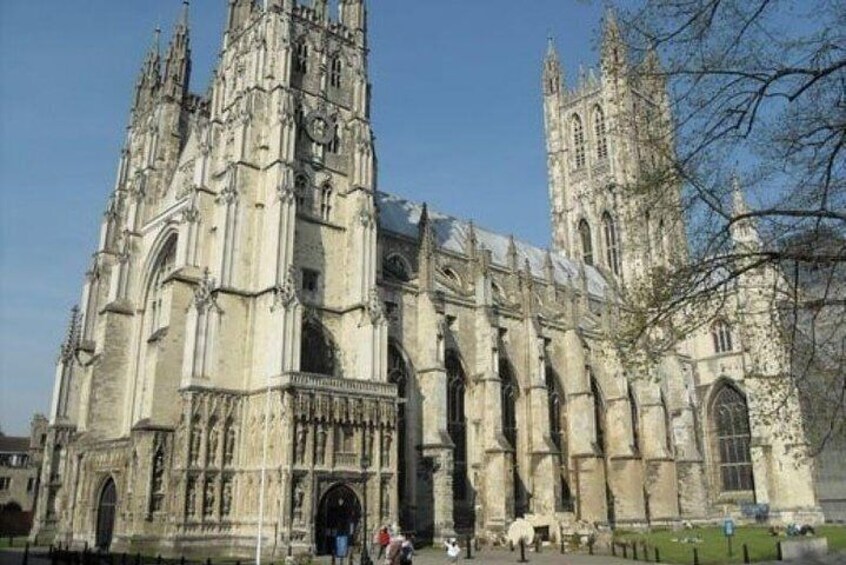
xmin=0 ymin=0 xmax=605 ymax=435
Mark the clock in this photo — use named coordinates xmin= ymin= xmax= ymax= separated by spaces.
xmin=305 ymin=110 xmax=336 ymax=145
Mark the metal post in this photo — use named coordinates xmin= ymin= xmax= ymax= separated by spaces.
xmin=644 ymin=542 xmax=649 ymax=562
xmin=612 ymin=542 xmax=616 ymax=556
xmin=156 ymin=556 xmax=162 ymax=565
xmin=518 ymin=540 xmax=527 ymax=563
xmin=693 ymin=547 xmax=699 ymax=565
xmin=776 ymin=542 xmax=782 ymax=561
xmin=466 ymin=535 xmax=473 ymax=559
xmin=22 ymin=542 xmax=30 ymax=565
xmin=623 ymin=544 xmax=628 ymax=559
xmin=560 ymin=537 xmax=566 ymax=555
xmin=633 ymin=542 xmax=638 ymax=560
xmin=743 ymin=543 xmax=750 ymax=563
xmin=655 ymin=547 xmax=661 ymax=562
xmin=535 ymin=536 xmax=541 ymax=554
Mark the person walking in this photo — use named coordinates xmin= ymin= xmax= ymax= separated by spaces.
xmin=376 ymin=526 xmax=391 ymax=559
xmin=400 ymin=536 xmax=414 ymax=564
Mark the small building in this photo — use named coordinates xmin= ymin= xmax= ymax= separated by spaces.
xmin=0 ymin=415 xmax=48 ymax=535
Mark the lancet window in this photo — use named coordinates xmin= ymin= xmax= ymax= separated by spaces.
xmin=294 ymin=40 xmax=309 ymax=74
xmin=594 ymin=105 xmax=608 ymax=160
xmin=602 ymin=212 xmax=621 ymax=275
xmin=591 ymin=375 xmax=606 ymax=455
xmin=712 ymin=320 xmax=734 ymax=354
xmin=446 ymin=350 xmax=468 ymax=502
xmin=579 ymin=219 xmax=594 ymax=266
xmin=319 ymin=182 xmax=333 ymax=221
xmin=572 ymin=114 xmax=586 ymax=168
xmin=146 ymin=236 xmax=177 ymax=336
xmin=330 ymin=55 xmax=343 ymax=88
xmin=713 ymin=385 xmax=753 ymax=492
xmin=629 ymin=388 xmax=641 ymax=455
xmin=388 ymin=344 xmax=410 ymax=505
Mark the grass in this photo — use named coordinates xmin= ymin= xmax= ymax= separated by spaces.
xmin=614 ymin=525 xmax=846 ymax=564
xmin=0 ymin=536 xmax=30 ymax=549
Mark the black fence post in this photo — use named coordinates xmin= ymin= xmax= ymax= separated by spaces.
xmin=560 ymin=537 xmax=566 ymax=555
xmin=743 ymin=543 xmax=750 ymax=563
xmin=623 ymin=544 xmax=628 ymax=559
xmin=179 ymin=556 xmax=184 ymax=565
xmin=534 ymin=536 xmax=541 ymax=554
xmin=121 ymin=553 xmax=127 ymax=565
xmin=655 ymin=547 xmax=661 ymax=562
xmin=22 ymin=542 xmax=30 ymax=565
xmin=588 ymin=538 xmax=594 ymax=555
xmin=205 ymin=558 xmax=211 ymax=565
xmin=633 ymin=542 xmax=639 ymax=561
xmin=776 ymin=541 xmax=783 ymax=561
xmin=466 ymin=535 xmax=473 ymax=559
xmin=156 ymin=556 xmax=162 ymax=565
xmin=693 ymin=547 xmax=700 ymax=565
xmin=611 ymin=542 xmax=616 ymax=557
xmin=643 ymin=542 xmax=650 ymax=562
xmin=518 ymin=539 xmax=528 ymax=563
xmin=134 ymin=551 xmax=141 ymax=565
xmin=331 ymin=555 xmax=336 ymax=565
xmin=509 ymin=540 xmax=514 ymax=552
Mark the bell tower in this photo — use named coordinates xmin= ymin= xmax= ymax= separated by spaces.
xmin=543 ymin=13 xmax=685 ymax=285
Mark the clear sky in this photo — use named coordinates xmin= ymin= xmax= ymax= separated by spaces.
xmin=0 ymin=0 xmax=605 ymax=435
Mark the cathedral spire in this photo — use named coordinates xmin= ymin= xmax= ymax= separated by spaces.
xmin=543 ymin=35 xmax=563 ymax=95
xmin=163 ymin=1 xmax=192 ymax=100
xmin=133 ymin=27 xmax=162 ymax=114
xmin=730 ymin=175 xmax=761 ymax=250
xmin=601 ymin=9 xmax=628 ymax=77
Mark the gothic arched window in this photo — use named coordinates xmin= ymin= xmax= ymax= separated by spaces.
xmin=146 ymin=236 xmax=177 ymax=336
xmin=712 ymin=320 xmax=734 ymax=354
xmin=388 ymin=344 xmax=410 ymax=507
xmin=500 ymin=355 xmax=526 ymax=516
xmin=383 ymin=253 xmax=411 ymax=283
xmin=572 ymin=114 xmax=586 ymax=168
xmin=591 ymin=374 xmax=606 ymax=455
xmin=579 ymin=219 xmax=594 ymax=266
xmin=713 ymin=385 xmax=753 ymax=492
xmin=327 ymin=124 xmax=341 ymax=154
xmin=300 ymin=320 xmax=336 ymax=376
xmin=629 ymin=388 xmax=641 ymax=454
xmin=545 ymin=368 xmax=564 ymax=452
xmin=594 ymin=105 xmax=608 ymax=160
xmin=294 ymin=40 xmax=309 ymax=74
xmin=330 ymin=55 xmax=343 ymax=88
xmin=294 ymin=174 xmax=309 ymax=210
xmin=602 ymin=212 xmax=621 ymax=275
xmin=319 ymin=182 xmax=333 ymax=221
xmin=446 ymin=350 xmax=468 ymax=503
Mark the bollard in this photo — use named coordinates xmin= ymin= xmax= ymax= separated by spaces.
xmin=206 ymin=558 xmax=212 ymax=565
xmin=121 ymin=553 xmax=127 ymax=565
xmin=156 ymin=556 xmax=162 ymax=565
xmin=743 ymin=542 xmax=750 ymax=563
xmin=560 ymin=537 xmax=566 ymax=555
xmin=518 ymin=539 xmax=528 ymax=563
xmin=655 ymin=547 xmax=661 ymax=562
xmin=776 ymin=542 xmax=783 ymax=561
xmin=134 ymin=552 xmax=141 ymax=565
xmin=22 ymin=542 xmax=30 ymax=565
xmin=633 ymin=542 xmax=639 ymax=561
xmin=643 ymin=542 xmax=649 ymax=562
xmin=179 ymin=557 xmax=185 ymax=565
xmin=466 ymin=535 xmax=473 ymax=560
xmin=509 ymin=540 xmax=514 ymax=552
xmin=84 ymin=542 xmax=88 ymax=553
xmin=623 ymin=544 xmax=628 ymax=559
xmin=693 ymin=547 xmax=699 ymax=565
xmin=474 ymin=537 xmax=480 ymax=552
xmin=588 ymin=538 xmax=594 ymax=555
xmin=331 ymin=555 xmax=336 ymax=565
xmin=535 ymin=536 xmax=541 ymax=554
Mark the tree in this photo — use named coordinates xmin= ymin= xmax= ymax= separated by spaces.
xmin=612 ymin=0 xmax=845 ymax=452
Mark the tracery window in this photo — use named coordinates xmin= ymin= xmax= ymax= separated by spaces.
xmin=330 ymin=56 xmax=342 ymax=88
xmin=579 ymin=219 xmax=594 ymax=266
xmin=713 ymin=385 xmax=753 ymax=492
xmin=383 ymin=253 xmax=411 ymax=283
xmin=594 ymin=105 xmax=608 ymax=160
xmin=294 ymin=40 xmax=309 ymax=74
xmin=572 ymin=114 xmax=586 ymax=168
xmin=712 ymin=320 xmax=734 ymax=354
xmin=446 ymin=350 xmax=468 ymax=502
xmin=300 ymin=320 xmax=336 ymax=376
xmin=146 ymin=236 xmax=177 ymax=336
xmin=602 ymin=212 xmax=621 ymax=275
xmin=388 ymin=344 xmax=410 ymax=504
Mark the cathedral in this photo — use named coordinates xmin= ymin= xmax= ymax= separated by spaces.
xmin=32 ymin=0 xmax=823 ymax=557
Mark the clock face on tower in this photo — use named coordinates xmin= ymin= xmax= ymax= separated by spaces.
xmin=305 ymin=110 xmax=336 ymax=145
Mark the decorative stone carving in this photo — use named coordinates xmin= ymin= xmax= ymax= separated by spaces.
xmin=193 ymin=268 xmax=221 ymax=313
xmin=315 ymin=424 xmax=327 ymax=465
xmin=366 ymin=287 xmax=385 ymax=324
xmin=271 ymin=266 xmax=299 ymax=311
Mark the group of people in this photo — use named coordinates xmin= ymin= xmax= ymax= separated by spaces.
xmin=372 ymin=526 xmax=464 ymax=564
xmin=374 ymin=525 xmax=415 ymax=564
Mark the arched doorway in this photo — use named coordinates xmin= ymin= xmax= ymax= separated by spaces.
xmin=315 ymin=484 xmax=362 ymax=556
xmin=95 ymin=478 xmax=117 ymax=550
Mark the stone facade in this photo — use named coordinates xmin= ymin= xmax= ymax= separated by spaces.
xmin=31 ymin=1 xmax=822 ymax=558
xmin=0 ymin=415 xmax=48 ymax=535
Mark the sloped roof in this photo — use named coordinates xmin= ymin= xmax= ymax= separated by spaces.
xmin=0 ymin=435 xmax=30 ymax=454
xmin=376 ymin=192 xmax=609 ymax=298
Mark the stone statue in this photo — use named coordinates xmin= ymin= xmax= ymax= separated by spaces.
xmin=293 ymin=481 xmax=305 ymax=524
xmin=296 ymin=425 xmax=308 ymax=463
xmin=315 ymin=425 xmax=327 ymax=465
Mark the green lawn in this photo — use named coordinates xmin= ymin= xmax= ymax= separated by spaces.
xmin=614 ymin=525 xmax=846 ymax=564
xmin=0 ymin=536 xmax=30 ymax=549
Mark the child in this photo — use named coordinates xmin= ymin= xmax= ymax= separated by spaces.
xmin=445 ymin=538 xmax=461 ymax=563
